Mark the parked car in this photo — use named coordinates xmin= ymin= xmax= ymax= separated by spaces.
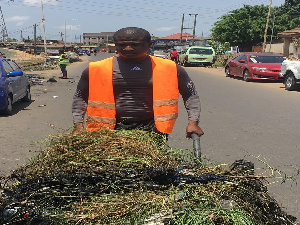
xmin=0 ymin=58 xmax=31 ymax=115
xmin=153 ymin=50 xmax=168 ymax=59
xmin=78 ymin=49 xmax=91 ymax=56
xmin=225 ymin=53 xmax=285 ymax=81
xmin=46 ymin=56 xmax=59 ymax=64
xmin=179 ymin=46 xmax=215 ymax=67
xmin=280 ymin=59 xmax=300 ymax=90
xmin=67 ymin=51 xmax=80 ymax=62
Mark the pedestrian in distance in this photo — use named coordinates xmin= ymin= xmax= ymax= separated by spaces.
xmin=58 ymin=49 xmax=70 ymax=79
xmin=72 ymin=27 xmax=204 ymax=140
xmin=170 ymin=48 xmax=179 ymax=64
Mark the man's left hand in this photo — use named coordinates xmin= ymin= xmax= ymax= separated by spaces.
xmin=186 ymin=121 xmax=204 ymax=140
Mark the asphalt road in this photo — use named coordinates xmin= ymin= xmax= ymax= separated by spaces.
xmin=0 ymin=53 xmax=299 ymax=221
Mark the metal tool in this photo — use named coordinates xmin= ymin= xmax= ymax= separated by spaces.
xmin=191 ymin=132 xmax=201 ymax=163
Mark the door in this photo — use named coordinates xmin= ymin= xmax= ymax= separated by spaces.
xmin=229 ymin=55 xmax=243 ymax=75
xmin=8 ymin=60 xmax=27 ymax=99
xmin=235 ymin=54 xmax=248 ymax=77
xmin=2 ymin=59 xmax=22 ymax=102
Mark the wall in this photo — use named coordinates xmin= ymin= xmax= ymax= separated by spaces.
xmin=264 ymin=43 xmax=293 ymax=55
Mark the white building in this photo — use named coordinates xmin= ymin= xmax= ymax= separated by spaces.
xmin=83 ymin=32 xmax=115 ymax=46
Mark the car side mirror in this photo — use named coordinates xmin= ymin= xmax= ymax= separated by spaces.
xmin=8 ymin=71 xmax=23 ymax=77
xmin=238 ymin=60 xmax=246 ymax=63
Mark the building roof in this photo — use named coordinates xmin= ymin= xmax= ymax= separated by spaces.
xmin=83 ymin=32 xmax=115 ymax=37
xmin=161 ymin=32 xmax=195 ymax=40
xmin=278 ymin=27 xmax=300 ymax=38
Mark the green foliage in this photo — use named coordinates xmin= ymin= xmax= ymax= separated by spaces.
xmin=211 ymin=1 xmax=300 ymax=48
xmin=214 ymin=53 xmax=236 ymax=67
xmin=211 ymin=5 xmax=269 ymax=48
xmin=207 ymin=40 xmax=230 ymax=55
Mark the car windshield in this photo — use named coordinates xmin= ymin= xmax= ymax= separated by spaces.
xmin=249 ymin=55 xmax=285 ymax=63
xmin=189 ymin=48 xmax=213 ymax=55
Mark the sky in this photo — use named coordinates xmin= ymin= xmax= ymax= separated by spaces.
xmin=0 ymin=0 xmax=285 ymax=42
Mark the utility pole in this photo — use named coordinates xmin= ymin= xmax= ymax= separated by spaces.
xmin=180 ymin=14 xmax=184 ymax=44
xmin=269 ymin=8 xmax=276 ymax=52
xmin=190 ymin=14 xmax=198 ymax=46
xmin=41 ymin=1 xmax=47 ymax=61
xmin=0 ymin=6 xmax=8 ymax=42
xmin=64 ymin=20 xmax=66 ymax=47
xmin=263 ymin=0 xmax=272 ymax=52
xmin=180 ymin=13 xmax=198 ymax=46
xmin=60 ymin=32 xmax=63 ymax=42
xmin=34 ymin=24 xmax=37 ymax=55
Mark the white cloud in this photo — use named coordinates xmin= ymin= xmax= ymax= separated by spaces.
xmin=154 ymin=26 xmax=178 ymax=32
xmin=23 ymin=0 xmax=58 ymax=6
xmin=57 ymin=24 xmax=81 ymax=31
xmin=6 ymin=16 xmax=30 ymax=26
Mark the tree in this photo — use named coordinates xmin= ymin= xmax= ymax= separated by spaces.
xmin=211 ymin=5 xmax=269 ymax=49
xmin=276 ymin=0 xmax=300 ymax=30
xmin=207 ymin=40 xmax=230 ymax=55
xmin=284 ymin=0 xmax=299 ymax=7
xmin=211 ymin=2 xmax=300 ymax=49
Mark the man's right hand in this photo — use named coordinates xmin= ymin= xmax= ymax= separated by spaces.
xmin=73 ymin=123 xmax=85 ymax=134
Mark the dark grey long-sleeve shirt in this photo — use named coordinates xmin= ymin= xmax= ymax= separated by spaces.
xmin=72 ymin=56 xmax=201 ymax=124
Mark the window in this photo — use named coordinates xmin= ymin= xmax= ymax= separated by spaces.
xmin=2 ymin=60 xmax=13 ymax=75
xmin=239 ymin=55 xmax=248 ymax=61
xmin=7 ymin=60 xmax=21 ymax=71
xmin=249 ymin=55 xmax=285 ymax=63
xmin=234 ymin=55 xmax=243 ymax=61
xmin=189 ymin=48 xmax=213 ymax=55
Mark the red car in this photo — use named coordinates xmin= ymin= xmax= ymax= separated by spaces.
xmin=225 ymin=53 xmax=285 ymax=81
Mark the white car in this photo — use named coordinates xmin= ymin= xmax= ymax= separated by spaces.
xmin=280 ymin=59 xmax=300 ymax=90
xmin=153 ymin=50 xmax=168 ymax=59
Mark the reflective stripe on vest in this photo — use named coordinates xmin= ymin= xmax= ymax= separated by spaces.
xmin=87 ymin=56 xmax=179 ymax=134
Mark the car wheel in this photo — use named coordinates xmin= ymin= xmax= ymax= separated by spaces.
xmin=183 ymin=60 xmax=189 ymax=67
xmin=21 ymin=86 xmax=31 ymax=102
xmin=225 ymin=67 xmax=231 ymax=77
xmin=0 ymin=95 xmax=13 ymax=115
xmin=285 ymin=72 xmax=297 ymax=91
xmin=243 ymin=70 xmax=250 ymax=82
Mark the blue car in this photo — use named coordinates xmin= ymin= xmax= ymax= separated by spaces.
xmin=0 ymin=58 xmax=31 ymax=115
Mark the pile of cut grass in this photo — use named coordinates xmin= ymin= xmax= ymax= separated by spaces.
xmin=0 ymin=129 xmax=297 ymax=225
xmin=17 ymin=59 xmax=58 ymax=71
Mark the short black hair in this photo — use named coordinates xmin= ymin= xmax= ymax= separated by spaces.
xmin=113 ymin=27 xmax=151 ymax=43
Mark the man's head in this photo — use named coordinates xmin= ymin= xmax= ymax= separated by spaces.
xmin=113 ymin=27 xmax=152 ymax=61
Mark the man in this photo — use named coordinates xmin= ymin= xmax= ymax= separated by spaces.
xmin=170 ymin=49 xmax=179 ymax=63
xmin=72 ymin=27 xmax=204 ymax=139
xmin=58 ymin=50 xmax=70 ymax=79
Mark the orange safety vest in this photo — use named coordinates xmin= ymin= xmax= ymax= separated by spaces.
xmin=87 ymin=56 xmax=179 ymax=134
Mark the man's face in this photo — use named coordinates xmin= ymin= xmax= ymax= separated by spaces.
xmin=115 ymin=38 xmax=151 ymax=60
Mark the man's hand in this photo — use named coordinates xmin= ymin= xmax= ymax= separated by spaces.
xmin=73 ymin=122 xmax=85 ymax=134
xmin=186 ymin=121 xmax=204 ymax=140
